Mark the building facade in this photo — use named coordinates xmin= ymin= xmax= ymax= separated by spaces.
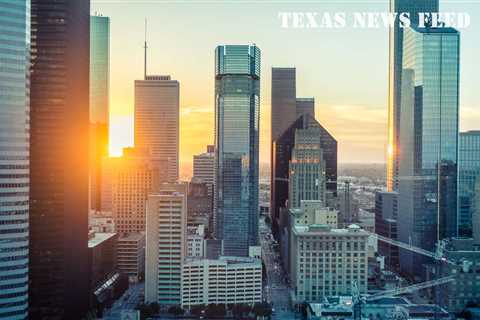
xmin=375 ymin=191 xmax=399 ymax=272
xmin=187 ymin=225 xmax=206 ymax=258
xmin=290 ymin=224 xmax=369 ymax=303
xmin=134 ymin=75 xmax=179 ymax=183
xmin=145 ymin=188 xmax=187 ymax=305
xmin=89 ymin=14 xmax=110 ymax=210
xmin=387 ymin=0 xmax=439 ymax=191
xmin=0 ymin=1 xmax=29 ymax=318
xmin=193 ymin=145 xmax=215 ymax=195
xmin=117 ymin=232 xmax=145 ymax=281
xmin=214 ymin=45 xmax=260 ymax=256
xmin=397 ymin=26 xmax=460 ymax=277
xmin=458 ymin=131 xmax=480 ymax=238
xmin=181 ymin=257 xmax=262 ymax=308
xmin=296 ymin=97 xmax=315 ymax=119
xmin=29 ymin=0 xmax=91 ymax=318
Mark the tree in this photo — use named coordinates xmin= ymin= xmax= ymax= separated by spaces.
xmin=168 ymin=305 xmax=185 ymax=316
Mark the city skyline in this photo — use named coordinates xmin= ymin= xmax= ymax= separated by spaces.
xmin=90 ymin=1 xmax=480 ymax=179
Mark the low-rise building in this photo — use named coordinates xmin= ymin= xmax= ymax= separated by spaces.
xmin=181 ymin=256 xmax=262 ymax=308
xmin=117 ymin=232 xmax=145 ymax=282
xmin=89 ymin=210 xmax=116 ymax=233
xmin=291 ymin=224 xmax=369 ymax=303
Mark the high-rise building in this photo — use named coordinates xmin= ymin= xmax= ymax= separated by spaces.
xmin=134 ymin=75 xmax=179 ymax=182
xmin=271 ymin=68 xmax=297 ymax=142
xmin=458 ymin=131 xmax=480 ymax=238
xmin=214 ymin=45 xmax=260 ymax=257
xmin=296 ymin=97 xmax=315 ymax=119
xmin=187 ymin=179 xmax=213 ymax=231
xmin=397 ymin=26 xmax=460 ymax=278
xmin=29 ymin=0 xmax=91 ymax=318
xmin=89 ymin=15 xmax=110 ymax=210
xmin=107 ymin=147 xmax=162 ymax=234
xmin=193 ymin=145 xmax=215 ymax=195
xmin=375 ymin=191 xmax=399 ymax=272
xmin=387 ymin=0 xmax=439 ymax=191
xmin=271 ymin=114 xmax=337 ymax=237
xmin=117 ymin=232 xmax=145 ymax=281
xmin=289 ymin=125 xmax=326 ymax=208
xmin=145 ymin=187 xmax=187 ymax=305
xmin=0 ymin=1 xmax=29 ymax=319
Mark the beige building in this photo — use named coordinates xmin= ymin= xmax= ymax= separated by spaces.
xmin=290 ymin=224 xmax=369 ymax=303
xmin=145 ymin=186 xmax=187 ymax=305
xmin=291 ymin=200 xmax=338 ymax=227
xmin=181 ymin=256 xmax=262 ymax=308
xmin=187 ymin=225 xmax=205 ymax=258
xmin=117 ymin=232 xmax=145 ymax=281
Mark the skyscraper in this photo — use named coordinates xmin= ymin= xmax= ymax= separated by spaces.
xmin=29 ymin=0 xmax=91 ymax=318
xmin=0 ymin=1 xmax=29 ymax=319
xmin=296 ymin=97 xmax=315 ymax=119
xmin=397 ymin=26 xmax=460 ymax=277
xmin=387 ymin=0 xmax=439 ymax=191
xmin=271 ymin=68 xmax=297 ymax=143
xmin=89 ymin=14 xmax=110 ymax=210
xmin=134 ymin=75 xmax=179 ymax=183
xmin=193 ymin=145 xmax=215 ymax=195
xmin=215 ymin=45 xmax=260 ymax=256
xmin=458 ymin=131 xmax=480 ymax=238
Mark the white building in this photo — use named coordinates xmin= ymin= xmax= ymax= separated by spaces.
xmin=117 ymin=232 xmax=145 ymax=281
xmin=135 ymin=75 xmax=179 ymax=182
xmin=187 ymin=225 xmax=205 ymax=258
xmin=290 ymin=224 xmax=369 ymax=303
xmin=181 ymin=256 xmax=262 ymax=308
xmin=193 ymin=145 xmax=215 ymax=195
xmin=291 ymin=200 xmax=338 ymax=227
xmin=145 ymin=187 xmax=187 ymax=305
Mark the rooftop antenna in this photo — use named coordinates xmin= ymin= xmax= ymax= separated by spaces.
xmin=144 ymin=18 xmax=148 ymax=80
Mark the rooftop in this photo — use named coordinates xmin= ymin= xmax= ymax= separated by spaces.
xmin=88 ymin=232 xmax=117 ymax=248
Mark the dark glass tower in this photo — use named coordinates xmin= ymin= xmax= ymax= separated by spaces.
xmin=387 ymin=0 xmax=439 ymax=191
xmin=215 ymin=45 xmax=260 ymax=257
xmin=29 ymin=0 xmax=91 ymax=318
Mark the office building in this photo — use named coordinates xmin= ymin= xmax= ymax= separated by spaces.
xmin=296 ymin=97 xmax=315 ymax=119
xmin=338 ymin=182 xmax=360 ymax=226
xmin=397 ymin=26 xmax=460 ymax=277
xmin=291 ymin=201 xmax=338 ymax=228
xmin=117 ymin=232 xmax=145 ymax=281
xmin=193 ymin=145 xmax=215 ymax=195
xmin=107 ymin=147 xmax=162 ymax=234
xmin=134 ymin=75 xmax=179 ymax=182
xmin=458 ymin=131 xmax=480 ymax=237
xmin=88 ymin=232 xmax=117 ymax=294
xmin=289 ymin=124 xmax=327 ymax=208
xmin=187 ymin=225 xmax=206 ymax=258
xmin=290 ymin=224 xmax=369 ymax=303
xmin=0 ymin=1 xmax=29 ymax=319
xmin=272 ymin=114 xmax=337 ymax=237
xmin=214 ymin=45 xmax=260 ymax=256
xmin=387 ymin=0 xmax=439 ymax=191
xmin=271 ymin=67 xmax=297 ymax=142
xmin=29 ymin=0 xmax=91 ymax=318
xmin=89 ymin=15 xmax=110 ymax=210
xmin=375 ymin=191 xmax=399 ymax=272
xmin=181 ymin=256 xmax=262 ymax=308
xmin=187 ymin=178 xmax=213 ymax=231
xmin=145 ymin=188 xmax=187 ymax=305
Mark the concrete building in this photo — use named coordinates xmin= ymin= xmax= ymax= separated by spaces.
xmin=135 ymin=75 xmax=179 ymax=183
xmin=338 ymin=181 xmax=359 ymax=226
xmin=193 ymin=145 xmax=215 ymax=195
xmin=89 ymin=210 xmax=116 ymax=233
xmin=145 ymin=187 xmax=187 ymax=305
xmin=117 ymin=232 xmax=145 ymax=281
xmin=290 ymin=224 xmax=369 ymax=303
xmin=187 ymin=179 xmax=213 ymax=232
xmin=375 ymin=191 xmax=399 ymax=272
xmin=291 ymin=200 xmax=338 ymax=227
xmin=181 ymin=256 xmax=262 ymax=308
xmin=187 ymin=225 xmax=205 ymax=258
xmin=106 ymin=147 xmax=162 ymax=234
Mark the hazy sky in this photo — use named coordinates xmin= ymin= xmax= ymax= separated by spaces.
xmin=91 ymin=0 xmax=480 ymax=179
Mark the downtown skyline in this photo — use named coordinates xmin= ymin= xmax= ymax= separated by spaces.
xmin=91 ymin=1 xmax=480 ymax=179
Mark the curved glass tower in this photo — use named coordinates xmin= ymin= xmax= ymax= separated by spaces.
xmin=215 ymin=45 xmax=260 ymax=257
xmin=0 ymin=0 xmax=30 ymax=319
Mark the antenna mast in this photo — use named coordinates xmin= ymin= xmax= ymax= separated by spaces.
xmin=144 ymin=18 xmax=148 ymax=80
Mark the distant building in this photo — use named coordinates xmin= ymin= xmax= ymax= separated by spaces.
xmin=135 ymin=75 xmax=179 ymax=182
xmin=117 ymin=232 xmax=145 ymax=281
xmin=338 ymin=181 xmax=359 ymax=226
xmin=187 ymin=179 xmax=213 ymax=231
xmin=89 ymin=210 xmax=116 ymax=233
xmin=145 ymin=187 xmax=187 ymax=305
xmin=296 ymin=97 xmax=315 ymax=119
xmin=187 ymin=225 xmax=205 ymax=258
xmin=458 ymin=131 xmax=480 ymax=237
xmin=291 ymin=201 xmax=338 ymax=228
xmin=181 ymin=256 xmax=262 ymax=307
xmin=290 ymin=224 xmax=369 ymax=303
xmin=375 ymin=191 xmax=399 ymax=272
xmin=193 ymin=145 xmax=215 ymax=195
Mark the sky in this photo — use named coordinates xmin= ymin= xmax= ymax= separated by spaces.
xmin=91 ymin=0 xmax=480 ymax=179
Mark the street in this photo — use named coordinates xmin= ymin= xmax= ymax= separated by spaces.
xmin=103 ymin=282 xmax=144 ymax=320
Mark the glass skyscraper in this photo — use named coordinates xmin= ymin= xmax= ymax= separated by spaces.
xmin=214 ymin=45 xmax=260 ymax=257
xmin=0 ymin=1 xmax=29 ymax=319
xmin=397 ymin=26 xmax=460 ymax=278
xmin=387 ymin=0 xmax=439 ymax=191
xmin=90 ymin=15 xmax=110 ymax=210
xmin=458 ymin=131 xmax=480 ymax=238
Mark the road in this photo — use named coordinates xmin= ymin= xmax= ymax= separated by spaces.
xmin=103 ymin=282 xmax=144 ymax=320
xmin=260 ymin=217 xmax=298 ymax=320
